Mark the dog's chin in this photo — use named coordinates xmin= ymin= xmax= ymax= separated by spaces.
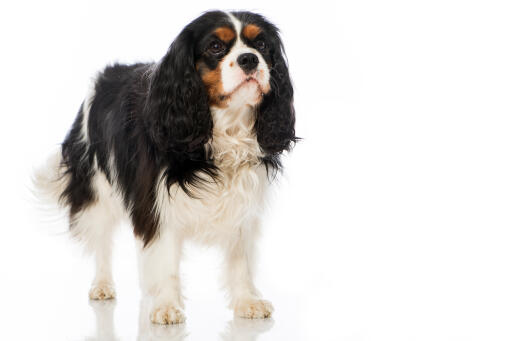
xmin=227 ymin=79 xmax=266 ymax=108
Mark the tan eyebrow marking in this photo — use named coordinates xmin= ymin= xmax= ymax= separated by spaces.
xmin=214 ymin=27 xmax=235 ymax=42
xmin=242 ymin=24 xmax=261 ymax=40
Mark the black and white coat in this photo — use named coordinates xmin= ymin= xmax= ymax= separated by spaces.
xmin=34 ymin=10 xmax=295 ymax=324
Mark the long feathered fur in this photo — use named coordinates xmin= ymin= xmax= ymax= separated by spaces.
xmin=33 ymin=10 xmax=296 ymax=323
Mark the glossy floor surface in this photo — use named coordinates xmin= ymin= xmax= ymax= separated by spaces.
xmin=3 ymin=0 xmax=511 ymax=339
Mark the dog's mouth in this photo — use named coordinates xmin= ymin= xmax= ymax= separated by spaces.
xmin=242 ymin=77 xmax=261 ymax=86
xmin=219 ymin=77 xmax=268 ymax=102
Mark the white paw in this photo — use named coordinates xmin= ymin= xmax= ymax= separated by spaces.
xmin=234 ymin=298 xmax=274 ymax=319
xmin=89 ymin=282 xmax=116 ymax=300
xmin=150 ymin=305 xmax=186 ymax=325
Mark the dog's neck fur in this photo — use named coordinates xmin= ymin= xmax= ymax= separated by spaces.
xmin=210 ymin=104 xmax=263 ymax=172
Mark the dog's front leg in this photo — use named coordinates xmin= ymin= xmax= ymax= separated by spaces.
xmin=224 ymin=220 xmax=273 ymax=319
xmin=138 ymin=228 xmax=185 ymax=324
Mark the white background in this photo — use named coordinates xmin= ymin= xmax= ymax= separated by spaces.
xmin=1 ymin=0 xmax=511 ymax=340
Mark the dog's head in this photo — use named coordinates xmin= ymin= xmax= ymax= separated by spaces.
xmin=145 ymin=11 xmax=296 ymax=163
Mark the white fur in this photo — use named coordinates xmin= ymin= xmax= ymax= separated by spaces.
xmin=143 ymin=103 xmax=272 ymax=323
xmin=81 ymin=78 xmax=96 ymax=144
xmin=34 ymin=87 xmax=273 ymax=324
xmin=76 ymin=103 xmax=273 ymax=322
xmin=227 ymin=12 xmax=242 ymax=37
xmin=32 ymin=150 xmax=68 ymax=207
xmin=67 ymin=164 xmax=124 ymax=300
xmin=34 ymin=14 xmax=275 ymax=324
xmin=221 ymin=13 xmax=271 ymax=104
xmin=33 ymin=86 xmax=125 ymax=300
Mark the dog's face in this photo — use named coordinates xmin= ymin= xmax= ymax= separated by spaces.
xmin=145 ymin=11 xmax=296 ymax=160
xmin=196 ymin=14 xmax=272 ymax=108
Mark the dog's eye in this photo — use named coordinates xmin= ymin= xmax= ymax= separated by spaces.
xmin=208 ymin=40 xmax=226 ymax=55
xmin=254 ymin=40 xmax=266 ymax=51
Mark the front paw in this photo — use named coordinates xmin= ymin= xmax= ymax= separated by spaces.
xmin=89 ymin=282 xmax=116 ymax=300
xmin=234 ymin=298 xmax=274 ymax=319
xmin=150 ymin=304 xmax=186 ymax=325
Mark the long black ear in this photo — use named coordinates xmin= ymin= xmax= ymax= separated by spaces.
xmin=255 ymin=34 xmax=297 ymax=167
xmin=145 ymin=29 xmax=212 ymax=153
xmin=144 ymin=28 xmax=215 ymax=190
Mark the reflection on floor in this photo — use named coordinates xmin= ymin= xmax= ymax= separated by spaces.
xmin=87 ymin=299 xmax=274 ymax=341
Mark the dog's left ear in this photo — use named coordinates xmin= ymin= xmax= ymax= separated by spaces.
xmin=255 ymin=34 xmax=297 ymax=158
xmin=144 ymin=29 xmax=212 ymax=156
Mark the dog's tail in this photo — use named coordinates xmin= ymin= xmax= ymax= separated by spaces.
xmin=31 ymin=149 xmax=69 ymax=211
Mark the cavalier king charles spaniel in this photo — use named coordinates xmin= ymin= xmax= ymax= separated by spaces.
xmin=34 ymin=10 xmax=296 ymax=324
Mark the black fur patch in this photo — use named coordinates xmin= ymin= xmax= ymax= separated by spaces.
xmin=59 ymin=11 xmax=296 ymax=246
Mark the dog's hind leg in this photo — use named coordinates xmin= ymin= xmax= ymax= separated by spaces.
xmin=70 ymin=172 xmax=121 ymax=300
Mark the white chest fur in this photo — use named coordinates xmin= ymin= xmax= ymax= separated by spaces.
xmin=154 ymin=105 xmax=268 ymax=244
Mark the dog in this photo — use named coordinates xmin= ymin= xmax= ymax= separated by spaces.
xmin=34 ymin=10 xmax=296 ymax=324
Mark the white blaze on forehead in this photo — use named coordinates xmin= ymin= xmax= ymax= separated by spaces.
xmin=226 ymin=12 xmax=242 ymax=38
xmin=220 ymin=12 xmax=271 ymax=102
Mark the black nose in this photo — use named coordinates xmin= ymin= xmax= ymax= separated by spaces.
xmin=237 ymin=53 xmax=259 ymax=74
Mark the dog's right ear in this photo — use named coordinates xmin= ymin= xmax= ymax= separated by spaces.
xmin=144 ymin=29 xmax=217 ymax=193
xmin=144 ymin=28 xmax=213 ymax=155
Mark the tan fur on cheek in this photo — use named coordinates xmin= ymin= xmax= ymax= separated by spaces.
xmin=242 ymin=24 xmax=261 ymax=40
xmin=200 ymin=66 xmax=226 ymax=107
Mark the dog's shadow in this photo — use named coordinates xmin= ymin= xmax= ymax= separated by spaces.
xmin=86 ymin=299 xmax=274 ymax=341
